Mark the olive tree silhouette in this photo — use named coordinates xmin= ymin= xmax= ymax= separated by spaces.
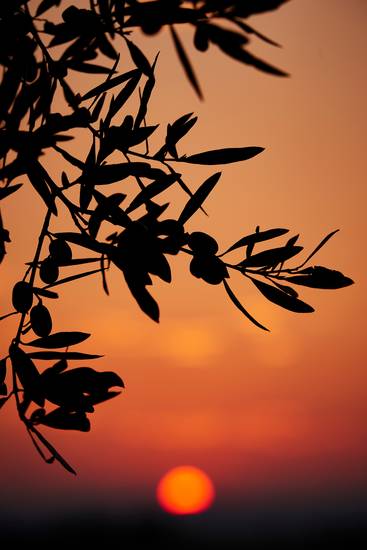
xmin=0 ymin=0 xmax=353 ymax=474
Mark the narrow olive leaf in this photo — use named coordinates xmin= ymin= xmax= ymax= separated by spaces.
xmin=0 ymin=211 xmax=10 ymax=264
xmin=244 ymin=224 xmax=254 ymax=257
xmin=10 ymin=84 xmax=32 ymax=130
xmin=149 ymin=252 xmax=172 ymax=283
xmin=90 ymin=92 xmax=106 ymax=122
xmin=38 ymin=408 xmax=90 ymax=432
xmin=140 ymin=202 xmax=170 ymax=224
xmin=33 ymin=287 xmax=59 ymax=299
xmin=100 ymin=254 xmax=109 ymax=295
xmin=107 ymin=205 xmax=130 ymax=230
xmin=53 ymin=135 xmax=75 ymax=143
xmin=134 ymin=73 xmax=155 ymax=130
xmin=220 ymin=44 xmax=288 ymax=77
xmin=30 ymin=409 xmax=49 ymax=424
xmin=286 ymin=234 xmax=299 ymax=247
xmin=25 ymin=331 xmax=91 ymax=349
xmin=81 ymin=69 xmax=140 ymax=100
xmin=297 ymin=230 xmax=340 ymax=269
xmin=54 ymin=145 xmax=84 ymax=170
xmin=124 ymin=274 xmax=159 ymax=322
xmin=250 ymin=277 xmax=314 ymax=313
xmin=239 ymin=245 xmax=303 ymax=268
xmin=285 ymin=266 xmax=354 ymax=289
xmin=246 ymin=225 xmax=256 ymax=258
xmin=89 ymin=391 xmax=121 ymax=406
xmin=89 ymin=55 xmax=120 ymax=109
xmin=27 ymin=165 xmax=57 ymax=215
xmin=0 ymin=357 xmax=6 ymax=385
xmin=43 ymin=268 xmax=104 ymax=290
xmin=68 ymin=62 xmax=113 ymax=74
xmin=57 ymin=257 xmax=101 ymax=267
xmin=269 ymin=278 xmax=299 ymax=298
xmin=162 ymin=161 xmax=198 ymax=203
xmin=80 ymin=184 xmax=93 ymax=213
xmin=168 ymin=116 xmax=197 ymax=146
xmin=132 ymin=285 xmax=160 ymax=322
xmin=89 ymin=192 xmax=128 ymax=238
xmin=0 ymin=183 xmax=23 ymax=201
xmin=26 ymin=426 xmax=53 ymax=463
xmin=98 ymin=0 xmax=114 ymax=34
xmin=231 ymin=18 xmax=281 ymax=47
xmin=126 ymin=173 xmax=180 ymax=213
xmin=0 ymin=70 xmax=19 ymax=122
xmin=0 ymin=159 xmax=24 ymax=184
xmin=59 ymin=78 xmax=80 ymax=110
xmin=89 ymin=162 xmax=155 ymax=184
xmin=183 ymin=146 xmax=264 ymax=165
xmin=0 ymin=312 xmax=17 ymax=321
xmin=154 ymin=113 xmax=196 ymax=159
xmin=220 ymin=228 xmax=289 ymax=256
xmin=169 ymin=25 xmax=203 ymax=100
xmin=233 ymin=1 xmax=291 ymax=19
xmin=205 ymin=23 xmax=249 ymax=53
xmin=35 ymin=161 xmax=60 ymax=195
xmin=35 ymin=77 xmax=55 ymax=125
xmin=125 ymin=39 xmax=152 ymax=76
xmin=9 ymin=344 xmax=44 ymax=406
xmin=170 ymin=112 xmax=196 ymax=137
xmin=28 ymin=351 xmax=102 ymax=360
xmin=36 ymin=0 xmax=62 ymax=17
xmin=99 ymin=371 xmax=124 ymax=388
xmin=178 ymin=172 xmax=221 ymax=225
xmin=109 ymin=72 xmax=141 ymax=118
xmin=98 ymin=32 xmax=118 ymax=60
xmin=128 ymin=125 xmax=159 ymax=148
xmin=85 ymin=136 xmax=96 ymax=174
xmin=223 ymin=279 xmax=269 ymax=331
xmin=54 ymin=232 xmax=110 ymax=254
xmin=41 ymin=358 xmax=68 ymax=377
xmin=30 ymin=427 xmax=77 ymax=475
xmin=61 ymin=172 xmax=70 ymax=188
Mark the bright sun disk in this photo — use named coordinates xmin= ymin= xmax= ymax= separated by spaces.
xmin=156 ymin=465 xmax=215 ymax=515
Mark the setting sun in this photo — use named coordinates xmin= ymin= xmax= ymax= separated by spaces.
xmin=156 ymin=466 xmax=215 ymax=515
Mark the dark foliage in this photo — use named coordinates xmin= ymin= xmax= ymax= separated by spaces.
xmin=0 ymin=0 xmax=353 ymax=473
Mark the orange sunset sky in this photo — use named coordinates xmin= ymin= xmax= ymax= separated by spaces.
xmin=0 ymin=0 xmax=366 ymax=539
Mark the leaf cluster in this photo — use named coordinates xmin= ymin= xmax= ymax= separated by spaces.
xmin=0 ymin=0 xmax=353 ymax=474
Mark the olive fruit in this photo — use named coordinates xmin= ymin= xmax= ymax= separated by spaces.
xmin=30 ymin=303 xmax=52 ymax=337
xmin=187 ymin=232 xmax=219 ymax=255
xmin=12 ymin=281 xmax=33 ymax=313
xmin=49 ymin=238 xmax=72 ymax=264
xmin=190 ymin=255 xmax=228 ymax=285
xmin=39 ymin=257 xmax=59 ymax=284
xmin=194 ymin=25 xmax=209 ymax=52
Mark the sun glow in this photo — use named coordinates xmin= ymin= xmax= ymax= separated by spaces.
xmin=156 ymin=466 xmax=215 ymax=515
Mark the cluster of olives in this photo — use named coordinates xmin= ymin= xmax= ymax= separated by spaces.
xmin=12 ymin=280 xmax=52 ymax=337
xmin=39 ymin=238 xmax=72 ymax=285
xmin=157 ymin=219 xmax=186 ymax=256
xmin=188 ymin=232 xmax=228 ymax=285
xmin=11 ymin=238 xmax=72 ymax=338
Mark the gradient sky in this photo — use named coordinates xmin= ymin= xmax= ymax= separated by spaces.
xmin=0 ymin=0 xmax=366 ymax=535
